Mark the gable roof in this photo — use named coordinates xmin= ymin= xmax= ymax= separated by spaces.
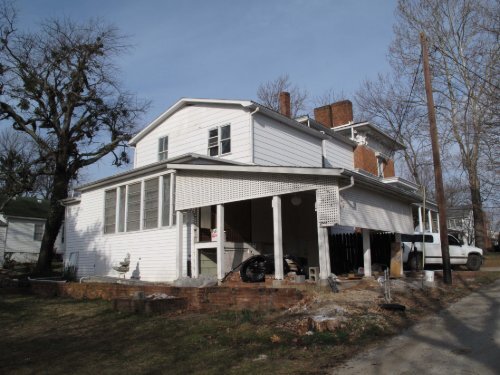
xmin=0 ymin=196 xmax=49 ymax=219
xmin=129 ymin=98 xmax=254 ymax=145
xmin=129 ymin=98 xmax=336 ymax=146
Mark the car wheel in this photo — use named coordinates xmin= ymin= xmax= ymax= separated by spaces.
xmin=408 ymin=252 xmax=423 ymax=271
xmin=466 ymin=254 xmax=482 ymax=271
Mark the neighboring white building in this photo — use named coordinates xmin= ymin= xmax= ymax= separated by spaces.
xmin=63 ymin=95 xmax=422 ymax=282
xmin=0 ymin=197 xmax=65 ymax=265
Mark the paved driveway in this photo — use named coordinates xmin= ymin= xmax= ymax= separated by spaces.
xmin=333 ymin=280 xmax=500 ymax=375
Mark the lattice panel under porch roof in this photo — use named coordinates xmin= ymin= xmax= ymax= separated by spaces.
xmin=175 ymin=170 xmax=339 ymax=227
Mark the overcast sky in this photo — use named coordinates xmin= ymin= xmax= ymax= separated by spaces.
xmin=16 ymin=0 xmax=398 ymax=181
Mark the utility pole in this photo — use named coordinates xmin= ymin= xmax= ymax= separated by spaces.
xmin=420 ymin=32 xmax=452 ymax=284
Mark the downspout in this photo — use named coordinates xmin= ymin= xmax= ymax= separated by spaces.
xmin=338 ymin=176 xmax=355 ymax=192
xmin=249 ymin=107 xmax=260 ymax=164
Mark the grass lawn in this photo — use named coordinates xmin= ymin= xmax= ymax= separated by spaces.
xmin=0 ymin=293 xmax=361 ymax=375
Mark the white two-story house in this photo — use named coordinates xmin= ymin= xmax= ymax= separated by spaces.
xmin=63 ymin=93 xmax=423 ymax=282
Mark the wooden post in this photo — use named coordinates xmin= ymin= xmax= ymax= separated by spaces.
xmin=390 ymin=233 xmax=403 ymax=278
xmin=272 ymin=196 xmax=284 ymax=280
xmin=420 ymin=32 xmax=452 ymax=284
xmin=317 ymin=226 xmax=331 ymax=279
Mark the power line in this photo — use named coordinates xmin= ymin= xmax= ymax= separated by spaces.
xmin=389 ymin=54 xmax=422 ymax=158
xmin=433 ymin=45 xmax=500 ymax=91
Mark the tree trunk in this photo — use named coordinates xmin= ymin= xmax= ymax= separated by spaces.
xmin=469 ymin=170 xmax=485 ymax=250
xmin=33 ymin=165 xmax=70 ymax=276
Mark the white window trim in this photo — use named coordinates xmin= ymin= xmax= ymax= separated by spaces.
xmin=34 ymin=223 xmax=44 ymax=241
xmin=158 ymin=176 xmax=163 ymax=228
xmin=143 ymin=177 xmax=160 ymax=230
xmin=158 ymin=136 xmax=169 ymax=161
xmin=207 ymin=124 xmax=231 ymax=157
xmin=102 ymin=170 xmax=176 ymax=234
xmin=103 ymin=188 xmax=117 ymax=234
xmin=115 ymin=187 xmax=120 ymax=233
xmin=139 ymin=180 xmax=145 ymax=231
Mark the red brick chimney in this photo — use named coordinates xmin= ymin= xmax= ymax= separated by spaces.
xmin=314 ymin=99 xmax=353 ymax=128
xmin=279 ymin=91 xmax=291 ymax=117
xmin=331 ymin=100 xmax=353 ymax=126
xmin=314 ymin=105 xmax=333 ymax=127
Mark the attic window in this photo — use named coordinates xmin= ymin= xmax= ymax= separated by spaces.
xmin=208 ymin=124 xmax=231 ymax=156
xmin=158 ymin=136 xmax=169 ymax=161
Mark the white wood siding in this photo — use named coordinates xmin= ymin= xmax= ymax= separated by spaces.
xmin=324 ymin=138 xmax=354 ymax=169
xmin=5 ymin=218 xmax=44 ymax=256
xmin=134 ymin=104 xmax=251 ymax=167
xmin=253 ymin=114 xmax=323 ymax=167
xmin=65 ymin=182 xmax=183 ymax=282
xmin=339 ymin=186 xmax=413 ymax=233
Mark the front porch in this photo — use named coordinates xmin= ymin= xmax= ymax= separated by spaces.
xmin=172 ymin=165 xmax=418 ymax=284
xmin=181 ymin=190 xmax=331 ymax=282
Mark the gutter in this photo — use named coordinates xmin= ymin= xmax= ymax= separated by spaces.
xmin=338 ymin=176 xmax=355 ymax=192
xmin=249 ymin=107 xmax=260 ymax=164
xmin=340 ymin=169 xmax=421 ymax=203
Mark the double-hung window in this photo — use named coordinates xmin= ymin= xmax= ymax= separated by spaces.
xmin=34 ymin=223 xmax=44 ymax=241
xmin=104 ymin=189 xmax=117 ymax=234
xmin=208 ymin=124 xmax=231 ymax=156
xmin=143 ymin=178 xmax=159 ymax=229
xmin=158 ymin=136 xmax=168 ymax=161
xmin=126 ymin=182 xmax=141 ymax=232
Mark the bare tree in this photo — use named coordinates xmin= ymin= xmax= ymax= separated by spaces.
xmin=389 ymin=0 xmax=499 ymax=250
xmin=0 ymin=129 xmax=54 ymax=204
xmin=0 ymin=3 xmax=148 ymax=274
xmin=257 ymin=74 xmax=308 ymax=117
xmin=313 ymin=88 xmax=346 ymax=107
xmin=356 ymin=73 xmax=435 ymax=189
xmin=0 ymin=130 xmax=39 ymax=210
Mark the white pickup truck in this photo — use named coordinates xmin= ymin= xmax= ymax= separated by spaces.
xmin=402 ymin=233 xmax=483 ymax=271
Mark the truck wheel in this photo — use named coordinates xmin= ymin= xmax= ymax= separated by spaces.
xmin=408 ymin=253 xmax=423 ymax=271
xmin=466 ymin=254 xmax=482 ymax=271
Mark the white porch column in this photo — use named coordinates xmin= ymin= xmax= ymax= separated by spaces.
xmin=317 ymin=226 xmax=331 ymax=279
xmin=428 ymin=209 xmax=433 ymax=232
xmin=216 ymin=204 xmax=225 ymax=280
xmin=362 ymin=228 xmax=372 ymax=277
xmin=191 ymin=210 xmax=199 ymax=278
xmin=418 ymin=206 xmax=423 ymax=231
xmin=272 ymin=196 xmax=284 ymax=280
xmin=176 ymin=211 xmax=184 ymax=279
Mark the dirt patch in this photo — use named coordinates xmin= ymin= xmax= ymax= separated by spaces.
xmin=276 ymin=271 xmax=500 ymax=339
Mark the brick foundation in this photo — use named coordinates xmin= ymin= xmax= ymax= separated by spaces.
xmin=29 ymin=281 xmax=304 ymax=312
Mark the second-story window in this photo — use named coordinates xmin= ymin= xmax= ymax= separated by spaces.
xmin=158 ymin=136 xmax=168 ymax=161
xmin=208 ymin=124 xmax=231 ymax=156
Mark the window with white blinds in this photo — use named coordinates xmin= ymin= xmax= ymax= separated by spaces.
xmin=126 ymin=182 xmax=141 ymax=232
xmin=104 ymin=189 xmax=117 ymax=234
xmin=143 ymin=178 xmax=159 ymax=229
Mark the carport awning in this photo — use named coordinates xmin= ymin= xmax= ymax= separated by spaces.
xmin=339 ymin=185 xmax=414 ymax=233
